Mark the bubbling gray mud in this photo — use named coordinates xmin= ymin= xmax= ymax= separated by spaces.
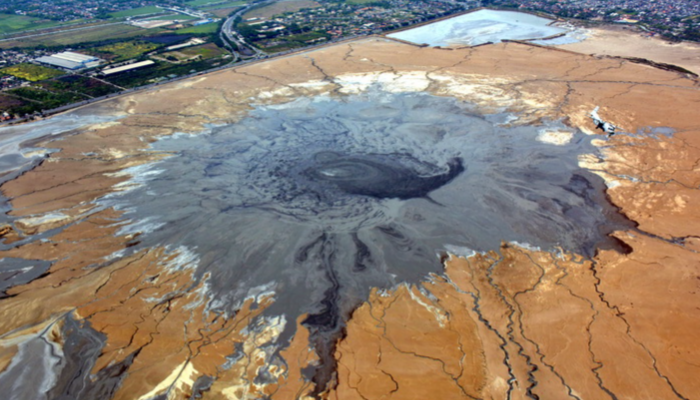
xmin=301 ymin=152 xmax=464 ymax=200
xmin=110 ymin=89 xmax=629 ymax=387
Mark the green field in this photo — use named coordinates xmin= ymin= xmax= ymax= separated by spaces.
xmin=148 ymin=14 xmax=197 ymax=21
xmin=161 ymin=42 xmax=227 ymax=61
xmin=187 ymin=0 xmax=226 ymax=7
xmin=5 ymin=87 xmax=86 ymax=113
xmin=243 ymin=0 xmax=318 ymax=19
xmin=0 ymin=13 xmax=65 ymax=35
xmin=200 ymin=1 xmax=246 ymax=11
xmin=211 ymin=7 xmax=243 ymax=18
xmin=0 ymin=63 xmax=64 ymax=81
xmin=95 ymin=40 xmax=159 ymax=61
xmin=40 ymin=75 xmax=120 ymax=98
xmin=0 ymin=73 xmax=119 ymax=117
xmin=262 ymin=42 xmax=299 ymax=52
xmin=180 ymin=43 xmax=227 ymax=58
xmin=0 ymin=94 xmax=26 ymax=114
xmin=109 ymin=6 xmax=163 ymax=19
xmin=259 ymin=30 xmax=329 ymax=53
xmin=0 ymin=24 xmax=155 ymax=49
xmin=103 ymin=58 xmax=224 ymax=88
xmin=175 ymin=22 xmax=220 ymax=34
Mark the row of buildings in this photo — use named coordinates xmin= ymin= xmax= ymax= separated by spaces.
xmin=238 ymin=0 xmax=464 ymax=47
xmin=0 ymin=0 xmax=180 ymax=22
xmin=495 ymin=0 xmax=700 ymax=40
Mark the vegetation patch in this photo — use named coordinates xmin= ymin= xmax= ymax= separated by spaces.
xmin=109 ymin=6 xmax=163 ymax=19
xmin=243 ymin=0 xmax=319 ymax=20
xmin=40 ymin=75 xmax=120 ymax=98
xmin=0 ymin=24 xmax=154 ymax=49
xmin=187 ymin=0 xmax=227 ymax=7
xmin=95 ymin=41 xmax=160 ymax=62
xmin=3 ymin=87 xmax=86 ymax=115
xmin=175 ymin=22 xmax=221 ymax=35
xmin=0 ymin=13 xmax=63 ymax=35
xmin=0 ymin=63 xmax=64 ymax=81
xmin=143 ymin=34 xmax=192 ymax=45
xmin=147 ymin=14 xmax=197 ymax=21
xmin=211 ymin=7 xmax=243 ymax=18
xmin=0 ymin=93 xmax=26 ymax=113
xmin=257 ymin=31 xmax=329 ymax=52
xmin=160 ymin=42 xmax=226 ymax=61
xmin=103 ymin=58 xmax=225 ymax=88
xmin=180 ymin=43 xmax=226 ymax=58
xmin=199 ymin=1 xmax=247 ymax=11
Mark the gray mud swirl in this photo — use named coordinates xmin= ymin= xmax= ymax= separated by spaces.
xmin=93 ymin=89 xmax=630 ymax=389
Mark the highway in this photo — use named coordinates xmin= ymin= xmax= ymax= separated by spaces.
xmin=220 ymin=1 xmax=272 ymax=58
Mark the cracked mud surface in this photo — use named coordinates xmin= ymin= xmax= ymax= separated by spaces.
xmin=0 ymin=38 xmax=699 ymax=400
xmin=555 ymin=25 xmax=700 ymax=75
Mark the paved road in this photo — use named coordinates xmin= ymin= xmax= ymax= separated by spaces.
xmin=221 ymin=1 xmax=271 ymax=58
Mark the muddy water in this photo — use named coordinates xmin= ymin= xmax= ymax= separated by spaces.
xmin=0 ymin=112 xmax=119 ymax=176
xmin=387 ymin=9 xmax=579 ymax=47
xmin=97 ymin=89 xmax=630 ymax=368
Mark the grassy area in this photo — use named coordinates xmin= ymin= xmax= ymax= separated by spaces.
xmin=143 ymin=34 xmax=193 ymax=45
xmin=187 ymin=0 xmax=226 ymax=7
xmin=0 ymin=24 xmax=156 ymax=49
xmin=262 ymin=42 xmax=301 ymax=52
xmin=103 ymin=57 xmax=226 ymax=88
xmin=161 ymin=42 xmax=227 ymax=61
xmin=95 ymin=40 xmax=160 ymax=61
xmin=200 ymin=1 xmax=246 ymax=11
xmin=180 ymin=43 xmax=226 ymax=58
xmin=4 ymin=87 xmax=87 ymax=114
xmin=175 ymin=22 xmax=220 ymax=34
xmin=242 ymin=0 xmax=318 ymax=19
xmin=0 ymin=63 xmax=64 ymax=81
xmin=148 ymin=14 xmax=197 ymax=21
xmin=211 ymin=7 xmax=243 ymax=18
xmin=0 ymin=93 xmax=27 ymax=114
xmin=109 ymin=6 xmax=163 ymax=19
xmin=0 ymin=13 xmax=65 ymax=35
xmin=260 ymin=31 xmax=328 ymax=52
xmin=39 ymin=75 xmax=120 ymax=98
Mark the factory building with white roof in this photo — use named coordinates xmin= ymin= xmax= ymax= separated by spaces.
xmin=35 ymin=52 xmax=103 ymax=70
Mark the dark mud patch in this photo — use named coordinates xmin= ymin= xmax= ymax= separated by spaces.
xmin=301 ymin=151 xmax=464 ymax=200
xmin=97 ymin=88 xmax=631 ymax=393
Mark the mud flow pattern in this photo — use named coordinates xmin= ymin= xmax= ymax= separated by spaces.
xmin=106 ymin=88 xmax=630 ymax=388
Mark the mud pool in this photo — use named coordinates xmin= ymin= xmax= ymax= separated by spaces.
xmin=0 ymin=87 xmax=634 ymax=395
xmin=98 ymin=89 xmax=630 ymax=338
xmin=388 ymin=9 xmax=581 ymax=47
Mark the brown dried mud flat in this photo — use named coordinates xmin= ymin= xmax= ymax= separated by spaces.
xmin=0 ymin=38 xmax=699 ymax=400
xmin=555 ymin=25 xmax=700 ymax=75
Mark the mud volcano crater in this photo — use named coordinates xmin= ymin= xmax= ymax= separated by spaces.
xmin=110 ymin=89 xmax=632 ymax=390
xmin=297 ymin=151 xmax=464 ymax=200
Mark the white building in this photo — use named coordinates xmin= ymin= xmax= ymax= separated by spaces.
xmin=35 ymin=52 xmax=102 ymax=70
